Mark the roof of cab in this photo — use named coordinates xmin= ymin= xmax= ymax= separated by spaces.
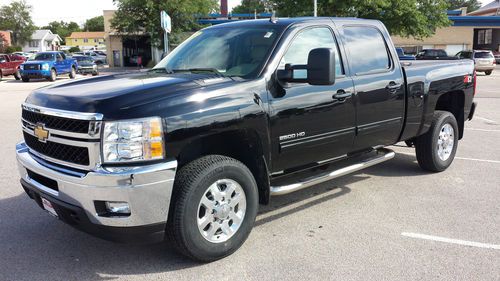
xmin=205 ymin=17 xmax=379 ymax=29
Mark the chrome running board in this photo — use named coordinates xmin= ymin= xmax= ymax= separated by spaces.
xmin=270 ymin=148 xmax=395 ymax=196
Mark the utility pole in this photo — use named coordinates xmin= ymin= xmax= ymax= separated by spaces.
xmin=314 ymin=0 xmax=317 ymax=17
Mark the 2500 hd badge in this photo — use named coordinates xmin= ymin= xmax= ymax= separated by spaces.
xmin=16 ymin=17 xmax=476 ymax=262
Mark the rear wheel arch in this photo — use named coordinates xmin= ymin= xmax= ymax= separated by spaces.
xmin=434 ymin=90 xmax=465 ymax=139
xmin=176 ymin=130 xmax=271 ymax=205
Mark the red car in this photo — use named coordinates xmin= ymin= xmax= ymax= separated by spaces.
xmin=0 ymin=54 xmax=24 ymax=80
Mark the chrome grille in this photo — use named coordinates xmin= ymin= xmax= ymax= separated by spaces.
xmin=21 ymin=104 xmax=103 ymax=170
xmin=24 ymin=64 xmax=40 ymax=70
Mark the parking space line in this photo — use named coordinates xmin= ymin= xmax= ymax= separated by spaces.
xmin=465 ymin=128 xmax=500 ymax=132
xmin=476 ymin=116 xmax=498 ymax=124
xmin=401 ymin=232 xmax=500 ymax=250
xmin=396 ymin=151 xmax=500 ymax=164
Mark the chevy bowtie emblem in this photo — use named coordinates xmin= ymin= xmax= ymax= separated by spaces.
xmin=34 ymin=123 xmax=49 ymax=142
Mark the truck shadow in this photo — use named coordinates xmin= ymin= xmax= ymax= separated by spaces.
xmin=0 ymin=153 xmax=423 ymax=280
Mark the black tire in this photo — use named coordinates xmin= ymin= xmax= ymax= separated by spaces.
xmin=14 ymin=69 xmax=21 ymax=80
xmin=92 ymin=71 xmax=98 ymax=76
xmin=167 ymin=155 xmax=259 ymax=262
xmin=69 ymin=66 xmax=76 ymax=79
xmin=485 ymin=70 xmax=492 ymax=76
xmin=415 ymin=111 xmax=459 ymax=172
xmin=22 ymin=76 xmax=29 ymax=82
xmin=48 ymin=69 xmax=56 ymax=81
xmin=0 ymin=70 xmax=2 ymax=81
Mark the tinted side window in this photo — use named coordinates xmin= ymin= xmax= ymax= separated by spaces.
xmin=280 ymin=27 xmax=344 ymax=76
xmin=343 ymin=26 xmax=390 ymax=74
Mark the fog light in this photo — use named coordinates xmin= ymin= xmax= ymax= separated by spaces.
xmin=105 ymin=201 xmax=130 ymax=214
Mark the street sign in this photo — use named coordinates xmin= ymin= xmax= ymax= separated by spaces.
xmin=161 ymin=11 xmax=171 ymax=33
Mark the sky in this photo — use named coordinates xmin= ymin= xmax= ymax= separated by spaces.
xmin=0 ymin=0 xmax=491 ymax=27
xmin=0 ymin=0 xmax=243 ymax=27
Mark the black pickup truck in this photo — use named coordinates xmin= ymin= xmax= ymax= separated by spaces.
xmin=16 ymin=17 xmax=476 ymax=262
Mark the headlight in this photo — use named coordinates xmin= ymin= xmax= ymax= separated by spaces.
xmin=41 ymin=64 xmax=49 ymax=70
xmin=20 ymin=65 xmax=24 ymax=70
xmin=102 ymin=117 xmax=164 ymax=163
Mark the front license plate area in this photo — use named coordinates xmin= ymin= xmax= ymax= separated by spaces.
xmin=41 ymin=198 xmax=58 ymax=217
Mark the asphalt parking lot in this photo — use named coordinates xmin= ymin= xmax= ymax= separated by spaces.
xmin=0 ymin=68 xmax=499 ymax=281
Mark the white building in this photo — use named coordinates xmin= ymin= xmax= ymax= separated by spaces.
xmin=22 ymin=30 xmax=62 ymax=53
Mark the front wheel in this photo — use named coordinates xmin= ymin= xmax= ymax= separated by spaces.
xmin=167 ymin=155 xmax=259 ymax=262
xmin=48 ymin=69 xmax=57 ymax=81
xmin=14 ymin=69 xmax=21 ymax=80
xmin=69 ymin=66 xmax=76 ymax=79
xmin=415 ymin=111 xmax=459 ymax=172
xmin=21 ymin=76 xmax=29 ymax=82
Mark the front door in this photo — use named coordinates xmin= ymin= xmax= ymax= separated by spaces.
xmin=269 ymin=26 xmax=356 ymax=172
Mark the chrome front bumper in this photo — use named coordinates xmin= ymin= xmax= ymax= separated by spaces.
xmin=16 ymin=142 xmax=177 ymax=228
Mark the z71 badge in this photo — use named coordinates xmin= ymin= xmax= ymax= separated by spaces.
xmin=279 ymin=132 xmax=306 ymax=141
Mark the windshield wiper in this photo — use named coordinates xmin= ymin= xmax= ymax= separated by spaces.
xmin=149 ymin=68 xmax=175 ymax=74
xmin=172 ymin=68 xmax=224 ymax=77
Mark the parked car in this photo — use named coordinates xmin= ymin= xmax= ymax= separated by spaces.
xmin=456 ymin=50 xmax=496 ymax=75
xmin=73 ymin=55 xmax=98 ymax=76
xmin=416 ymin=49 xmax=456 ymax=60
xmin=492 ymin=51 xmax=500 ymax=64
xmin=93 ymin=50 xmax=107 ymax=56
xmin=82 ymin=51 xmax=107 ymax=65
xmin=13 ymin=52 xmax=31 ymax=60
xmin=396 ymin=47 xmax=416 ymax=60
xmin=19 ymin=51 xmax=78 ymax=82
xmin=16 ymin=17 xmax=476 ymax=262
xmin=0 ymin=54 xmax=25 ymax=80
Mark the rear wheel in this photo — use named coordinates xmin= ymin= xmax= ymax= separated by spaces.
xmin=14 ymin=69 xmax=21 ymax=80
xmin=0 ymin=70 xmax=2 ymax=80
xmin=485 ymin=70 xmax=492 ymax=75
xmin=48 ymin=69 xmax=56 ymax=81
xmin=167 ymin=155 xmax=258 ymax=262
xmin=415 ymin=111 xmax=458 ymax=172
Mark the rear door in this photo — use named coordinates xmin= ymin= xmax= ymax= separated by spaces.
xmin=269 ymin=25 xmax=356 ymax=171
xmin=340 ymin=25 xmax=405 ymax=151
xmin=55 ymin=53 xmax=66 ymax=73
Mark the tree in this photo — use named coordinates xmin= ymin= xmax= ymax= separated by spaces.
xmin=111 ymin=0 xmax=218 ymax=48
xmin=232 ymin=0 xmax=274 ymax=14
xmin=41 ymin=21 xmax=81 ymax=44
xmin=68 ymin=46 xmax=81 ymax=53
xmin=84 ymin=16 xmax=105 ymax=31
xmin=272 ymin=0 xmax=451 ymax=39
xmin=0 ymin=0 xmax=36 ymax=45
xmin=448 ymin=0 xmax=481 ymax=13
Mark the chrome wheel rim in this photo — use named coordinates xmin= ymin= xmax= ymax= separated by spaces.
xmin=437 ymin=123 xmax=454 ymax=161
xmin=197 ymin=179 xmax=246 ymax=243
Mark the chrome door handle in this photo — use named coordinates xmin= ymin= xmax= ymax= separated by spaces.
xmin=332 ymin=90 xmax=353 ymax=102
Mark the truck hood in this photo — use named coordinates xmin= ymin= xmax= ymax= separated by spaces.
xmin=25 ymin=71 xmax=235 ymax=119
xmin=23 ymin=60 xmax=53 ymax=65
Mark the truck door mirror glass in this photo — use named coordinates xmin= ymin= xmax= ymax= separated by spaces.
xmin=277 ymin=48 xmax=336 ymax=86
xmin=0 ymin=58 xmax=6 ymax=63
xmin=307 ymin=48 xmax=335 ymax=85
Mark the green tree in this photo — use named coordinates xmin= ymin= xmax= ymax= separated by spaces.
xmin=111 ymin=0 xmax=218 ymax=48
xmin=84 ymin=16 xmax=105 ymax=31
xmin=448 ymin=0 xmax=481 ymax=13
xmin=272 ymin=0 xmax=451 ymax=39
xmin=68 ymin=46 xmax=81 ymax=53
xmin=41 ymin=21 xmax=81 ymax=44
xmin=0 ymin=0 xmax=36 ymax=45
xmin=232 ymin=0 xmax=274 ymax=14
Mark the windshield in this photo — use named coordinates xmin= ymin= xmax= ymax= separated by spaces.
xmin=153 ymin=26 xmax=280 ymax=78
xmin=74 ymin=56 xmax=93 ymax=63
xmin=30 ymin=53 xmax=55 ymax=61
